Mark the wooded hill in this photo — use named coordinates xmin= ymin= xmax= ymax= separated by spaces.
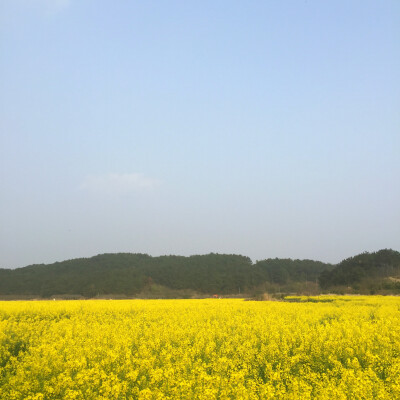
xmin=319 ymin=249 xmax=400 ymax=294
xmin=0 ymin=253 xmax=330 ymax=298
xmin=0 ymin=249 xmax=398 ymax=298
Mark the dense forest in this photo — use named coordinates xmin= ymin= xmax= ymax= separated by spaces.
xmin=0 ymin=249 xmax=399 ymax=298
xmin=319 ymin=249 xmax=400 ymax=294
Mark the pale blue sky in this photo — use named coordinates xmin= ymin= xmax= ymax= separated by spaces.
xmin=1 ymin=1 xmax=399 ymax=268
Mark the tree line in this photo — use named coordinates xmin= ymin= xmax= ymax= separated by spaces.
xmin=0 ymin=249 xmax=398 ymax=298
xmin=0 ymin=253 xmax=331 ymax=298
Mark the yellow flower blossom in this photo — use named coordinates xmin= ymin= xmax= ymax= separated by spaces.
xmin=0 ymin=296 xmax=399 ymax=399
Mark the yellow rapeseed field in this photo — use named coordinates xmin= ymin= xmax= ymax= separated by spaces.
xmin=1 ymin=296 xmax=400 ymax=399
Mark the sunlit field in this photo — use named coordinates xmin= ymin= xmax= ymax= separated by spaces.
xmin=1 ymin=297 xmax=400 ymax=399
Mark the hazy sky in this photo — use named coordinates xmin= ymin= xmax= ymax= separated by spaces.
xmin=1 ymin=1 xmax=399 ymax=268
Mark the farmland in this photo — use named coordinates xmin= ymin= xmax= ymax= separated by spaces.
xmin=1 ymin=296 xmax=400 ymax=399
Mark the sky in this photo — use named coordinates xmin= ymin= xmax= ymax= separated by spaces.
xmin=1 ymin=1 xmax=399 ymax=268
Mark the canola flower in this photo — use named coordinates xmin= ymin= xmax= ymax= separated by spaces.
xmin=1 ymin=296 xmax=400 ymax=399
